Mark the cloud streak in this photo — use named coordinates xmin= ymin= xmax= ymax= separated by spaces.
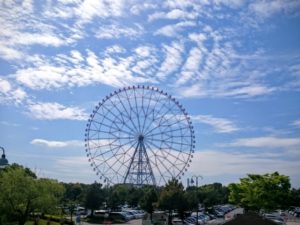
xmin=27 ymin=102 xmax=88 ymax=120
xmin=31 ymin=139 xmax=84 ymax=148
xmin=192 ymin=115 xmax=239 ymax=133
xmin=225 ymin=136 xmax=300 ymax=148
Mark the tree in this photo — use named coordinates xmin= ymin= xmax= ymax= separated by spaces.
xmin=198 ymin=183 xmax=228 ymax=207
xmin=158 ymin=179 xmax=188 ymax=224
xmin=228 ymin=172 xmax=291 ymax=210
xmin=140 ymin=187 xmax=158 ymax=221
xmin=289 ymin=188 xmax=300 ymax=206
xmin=0 ymin=165 xmax=64 ymax=225
xmin=84 ymin=182 xmax=104 ymax=217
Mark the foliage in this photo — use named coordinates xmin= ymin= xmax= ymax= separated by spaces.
xmin=199 ymin=183 xmax=228 ymax=207
xmin=228 ymin=172 xmax=291 ymax=210
xmin=62 ymin=182 xmax=87 ymax=204
xmin=158 ymin=179 xmax=188 ymax=222
xmin=289 ymin=188 xmax=300 ymax=206
xmin=84 ymin=182 xmax=104 ymax=216
xmin=140 ymin=187 xmax=158 ymax=220
xmin=0 ymin=165 xmax=64 ymax=225
xmin=184 ymin=189 xmax=198 ymax=210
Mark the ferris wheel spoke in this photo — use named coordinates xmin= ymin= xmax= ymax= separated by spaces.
xmin=143 ymin=109 xmax=182 ymax=137
xmin=145 ymin=126 xmax=189 ymax=138
xmin=144 ymin=142 xmax=171 ymax=184
xmin=97 ymin=106 xmax=135 ymax=135
xmin=106 ymin=139 xmax=138 ymax=176
xmin=141 ymin=90 xmax=154 ymax=133
xmin=124 ymin=89 xmax=139 ymax=119
xmin=116 ymin=90 xmax=140 ymax=133
xmin=142 ymin=101 xmax=170 ymax=135
xmin=88 ymin=139 xmax=119 ymax=150
xmin=87 ymin=136 xmax=134 ymax=141
xmin=146 ymin=139 xmax=190 ymax=163
xmin=88 ymin=129 xmax=130 ymax=137
xmin=106 ymin=95 xmax=138 ymax=135
xmin=149 ymin=138 xmax=191 ymax=147
xmin=91 ymin=139 xmax=135 ymax=159
xmin=133 ymin=88 xmax=142 ymax=133
xmin=95 ymin=106 xmax=124 ymax=126
xmin=92 ymin=113 xmax=123 ymax=132
xmin=141 ymin=91 xmax=164 ymax=134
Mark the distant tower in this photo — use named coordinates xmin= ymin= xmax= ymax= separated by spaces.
xmin=0 ymin=146 xmax=9 ymax=169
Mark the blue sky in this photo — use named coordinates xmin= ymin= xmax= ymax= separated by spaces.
xmin=1 ymin=0 xmax=300 ymax=187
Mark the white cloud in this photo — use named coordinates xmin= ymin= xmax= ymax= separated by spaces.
xmin=94 ymin=23 xmax=144 ymax=39
xmin=249 ymin=0 xmax=300 ymax=18
xmin=0 ymin=121 xmax=20 ymax=127
xmin=31 ymin=139 xmax=84 ymax=148
xmin=291 ymin=119 xmax=300 ymax=128
xmin=14 ymin=49 xmax=154 ymax=90
xmin=41 ymin=156 xmax=96 ymax=183
xmin=0 ymin=78 xmax=27 ymax=105
xmin=217 ymin=84 xmax=275 ymax=98
xmin=75 ymin=0 xmax=125 ymax=22
xmin=189 ymin=150 xmax=300 ymax=177
xmin=176 ymin=47 xmax=203 ymax=85
xmin=0 ymin=45 xmax=24 ymax=60
xmin=226 ymin=136 xmax=300 ymax=148
xmin=27 ymin=102 xmax=88 ymax=120
xmin=148 ymin=9 xmax=197 ymax=21
xmin=156 ymin=41 xmax=184 ymax=80
xmin=192 ymin=115 xmax=239 ymax=133
xmin=154 ymin=21 xmax=196 ymax=37
xmin=105 ymin=45 xmax=126 ymax=55
xmin=130 ymin=3 xmax=157 ymax=15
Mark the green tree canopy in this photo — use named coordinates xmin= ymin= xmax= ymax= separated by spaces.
xmin=0 ymin=165 xmax=64 ymax=225
xmin=228 ymin=172 xmax=291 ymax=210
xmin=198 ymin=183 xmax=228 ymax=207
xmin=140 ymin=187 xmax=158 ymax=221
xmin=158 ymin=179 xmax=188 ymax=223
xmin=84 ymin=182 xmax=104 ymax=216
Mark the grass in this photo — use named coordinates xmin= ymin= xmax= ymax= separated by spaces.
xmin=25 ymin=219 xmax=61 ymax=225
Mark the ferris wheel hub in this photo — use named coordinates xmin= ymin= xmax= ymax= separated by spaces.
xmin=138 ymin=135 xmax=144 ymax=142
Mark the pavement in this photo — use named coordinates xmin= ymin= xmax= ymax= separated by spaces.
xmin=81 ymin=219 xmax=142 ymax=225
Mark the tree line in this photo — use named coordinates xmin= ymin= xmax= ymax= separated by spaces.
xmin=1 ymin=164 xmax=299 ymax=225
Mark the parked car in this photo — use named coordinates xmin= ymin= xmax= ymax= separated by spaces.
xmin=109 ymin=212 xmax=130 ymax=222
xmin=293 ymin=208 xmax=300 ymax=217
xmin=264 ymin=213 xmax=286 ymax=225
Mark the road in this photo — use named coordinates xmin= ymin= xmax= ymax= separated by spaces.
xmin=79 ymin=214 xmax=300 ymax=225
xmin=81 ymin=219 xmax=142 ymax=225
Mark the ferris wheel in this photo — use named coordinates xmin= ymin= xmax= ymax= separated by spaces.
xmin=84 ymin=86 xmax=195 ymax=186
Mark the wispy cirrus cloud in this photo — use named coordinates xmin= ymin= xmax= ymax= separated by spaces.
xmin=148 ymin=8 xmax=197 ymax=21
xmin=192 ymin=114 xmax=239 ymax=133
xmin=156 ymin=41 xmax=184 ymax=80
xmin=14 ymin=49 xmax=154 ymax=90
xmin=154 ymin=21 xmax=196 ymax=37
xmin=190 ymin=150 xmax=300 ymax=177
xmin=27 ymin=102 xmax=88 ymax=120
xmin=94 ymin=23 xmax=144 ymax=39
xmin=249 ymin=0 xmax=300 ymax=18
xmin=225 ymin=136 xmax=300 ymax=148
xmin=0 ymin=78 xmax=27 ymax=105
xmin=291 ymin=119 xmax=300 ymax=128
xmin=31 ymin=139 xmax=84 ymax=148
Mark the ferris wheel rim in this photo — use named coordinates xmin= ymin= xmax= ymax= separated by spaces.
xmin=85 ymin=85 xmax=195 ymax=185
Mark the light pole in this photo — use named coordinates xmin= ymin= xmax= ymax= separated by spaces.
xmin=0 ymin=146 xmax=9 ymax=169
xmin=190 ymin=175 xmax=203 ymax=225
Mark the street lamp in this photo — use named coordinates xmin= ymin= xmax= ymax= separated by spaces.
xmin=0 ymin=146 xmax=9 ymax=169
xmin=190 ymin=175 xmax=203 ymax=225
